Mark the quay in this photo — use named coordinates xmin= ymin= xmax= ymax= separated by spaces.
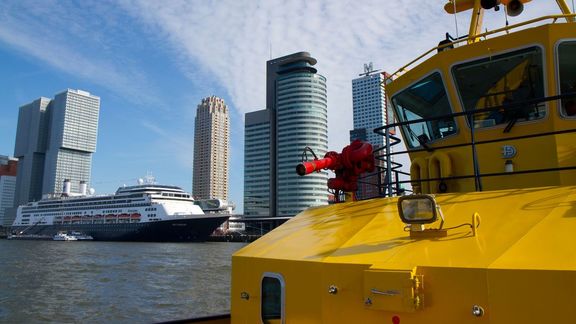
xmin=209 ymin=215 xmax=292 ymax=242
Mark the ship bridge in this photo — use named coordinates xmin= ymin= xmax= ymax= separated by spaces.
xmin=380 ymin=15 xmax=576 ymax=194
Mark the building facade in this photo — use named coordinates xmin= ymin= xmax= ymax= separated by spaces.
xmin=193 ymin=96 xmax=230 ymax=201
xmin=0 ymin=156 xmax=17 ymax=226
xmin=351 ymin=68 xmax=389 ymax=147
xmin=350 ymin=67 xmax=390 ymax=199
xmin=244 ymin=110 xmax=272 ymax=216
xmin=244 ymin=52 xmax=329 ymax=217
xmin=13 ymin=89 xmax=100 ymax=206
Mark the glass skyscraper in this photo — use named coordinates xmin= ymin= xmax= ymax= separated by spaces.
xmin=244 ymin=110 xmax=272 ymax=216
xmin=13 ymin=89 xmax=100 ymax=206
xmin=244 ymin=52 xmax=329 ymax=217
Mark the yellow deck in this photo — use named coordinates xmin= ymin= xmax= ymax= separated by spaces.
xmin=228 ymin=3 xmax=576 ymax=323
xmin=232 ymin=186 xmax=576 ymax=323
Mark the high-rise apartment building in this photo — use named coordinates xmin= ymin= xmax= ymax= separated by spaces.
xmin=244 ymin=52 xmax=329 ymax=217
xmin=351 ymin=66 xmax=389 ymax=146
xmin=13 ymin=89 xmax=100 ymax=206
xmin=0 ymin=156 xmax=17 ymax=226
xmin=193 ymin=96 xmax=230 ymax=201
xmin=350 ymin=65 xmax=390 ymax=199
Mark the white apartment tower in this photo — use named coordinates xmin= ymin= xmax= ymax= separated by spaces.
xmin=13 ymin=89 xmax=100 ymax=206
xmin=350 ymin=65 xmax=390 ymax=199
xmin=351 ymin=66 xmax=388 ymax=147
xmin=193 ymin=96 xmax=230 ymax=201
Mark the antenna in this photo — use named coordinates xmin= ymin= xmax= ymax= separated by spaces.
xmin=453 ymin=0 xmax=459 ymax=39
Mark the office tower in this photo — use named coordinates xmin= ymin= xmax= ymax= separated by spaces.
xmin=350 ymin=65 xmax=390 ymax=199
xmin=244 ymin=52 xmax=329 ymax=217
xmin=0 ymin=156 xmax=17 ymax=226
xmin=193 ymin=96 xmax=230 ymax=201
xmin=244 ymin=110 xmax=272 ymax=216
xmin=13 ymin=89 xmax=100 ymax=206
xmin=351 ymin=65 xmax=389 ymax=147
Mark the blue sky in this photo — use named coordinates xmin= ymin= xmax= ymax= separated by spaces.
xmin=0 ymin=1 xmax=563 ymax=213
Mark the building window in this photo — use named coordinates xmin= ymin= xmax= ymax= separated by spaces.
xmin=558 ymin=41 xmax=576 ymax=117
xmin=261 ymin=272 xmax=285 ymax=324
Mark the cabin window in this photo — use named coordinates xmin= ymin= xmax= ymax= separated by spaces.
xmin=558 ymin=41 xmax=576 ymax=117
xmin=453 ymin=46 xmax=546 ymax=128
xmin=261 ymin=273 xmax=285 ymax=324
xmin=391 ymin=72 xmax=457 ymax=148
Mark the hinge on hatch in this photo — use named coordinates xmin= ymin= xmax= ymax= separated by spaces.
xmin=363 ymin=269 xmax=425 ymax=312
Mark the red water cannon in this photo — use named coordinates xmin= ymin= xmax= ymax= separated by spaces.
xmin=296 ymin=140 xmax=375 ymax=199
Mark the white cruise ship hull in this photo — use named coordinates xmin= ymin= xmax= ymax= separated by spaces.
xmin=11 ymin=215 xmax=229 ymax=242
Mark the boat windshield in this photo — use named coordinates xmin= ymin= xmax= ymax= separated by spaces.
xmin=391 ymin=72 xmax=457 ymax=148
xmin=452 ymin=46 xmax=546 ymax=128
xmin=559 ymin=41 xmax=576 ymax=117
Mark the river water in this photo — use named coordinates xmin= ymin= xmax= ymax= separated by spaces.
xmin=0 ymin=240 xmax=246 ymax=323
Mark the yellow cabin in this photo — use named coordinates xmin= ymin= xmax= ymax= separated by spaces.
xmin=223 ymin=1 xmax=576 ymax=323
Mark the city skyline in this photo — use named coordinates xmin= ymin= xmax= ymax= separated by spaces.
xmin=0 ymin=1 xmax=561 ymax=213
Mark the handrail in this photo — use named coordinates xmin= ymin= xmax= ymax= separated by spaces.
xmin=372 ymin=93 xmax=576 ymax=196
xmin=386 ymin=14 xmax=576 ymax=82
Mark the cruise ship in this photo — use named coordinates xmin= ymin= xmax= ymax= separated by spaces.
xmin=11 ymin=179 xmax=229 ymax=242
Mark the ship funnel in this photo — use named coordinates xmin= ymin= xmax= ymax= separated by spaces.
xmin=80 ymin=181 xmax=87 ymax=196
xmin=63 ymin=179 xmax=71 ymax=196
xmin=505 ymin=0 xmax=523 ymax=16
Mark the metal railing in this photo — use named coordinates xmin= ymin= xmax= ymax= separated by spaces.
xmin=386 ymin=14 xmax=576 ymax=82
xmin=369 ymin=93 xmax=576 ymax=197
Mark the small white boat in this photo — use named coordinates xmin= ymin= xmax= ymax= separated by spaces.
xmin=53 ymin=232 xmax=78 ymax=241
xmin=69 ymin=231 xmax=93 ymax=240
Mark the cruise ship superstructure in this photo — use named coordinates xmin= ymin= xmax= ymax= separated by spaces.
xmin=11 ymin=180 xmax=229 ymax=242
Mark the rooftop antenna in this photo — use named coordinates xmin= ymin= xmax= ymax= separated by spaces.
xmin=359 ymin=62 xmax=380 ymax=77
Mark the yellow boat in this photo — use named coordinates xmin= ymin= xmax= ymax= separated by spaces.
xmin=193 ymin=1 xmax=576 ymax=323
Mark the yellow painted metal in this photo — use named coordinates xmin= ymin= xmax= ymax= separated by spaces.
xmin=444 ymin=0 xmax=475 ymax=14
xmin=363 ymin=268 xmax=423 ymax=312
xmin=387 ymin=22 xmax=576 ymax=193
xmin=556 ymin=0 xmax=576 ymax=21
xmin=232 ymin=187 xmax=576 ymax=323
xmin=229 ymin=3 xmax=576 ymax=323
xmin=468 ymin=0 xmax=484 ymax=44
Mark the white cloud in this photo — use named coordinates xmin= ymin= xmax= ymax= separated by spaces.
xmin=117 ymin=0 xmax=562 ymax=150
xmin=0 ymin=0 xmax=164 ymax=109
xmin=0 ymin=0 xmax=564 ymax=153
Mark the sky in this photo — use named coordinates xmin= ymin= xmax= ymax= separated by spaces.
xmin=0 ymin=1 xmax=565 ymax=213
